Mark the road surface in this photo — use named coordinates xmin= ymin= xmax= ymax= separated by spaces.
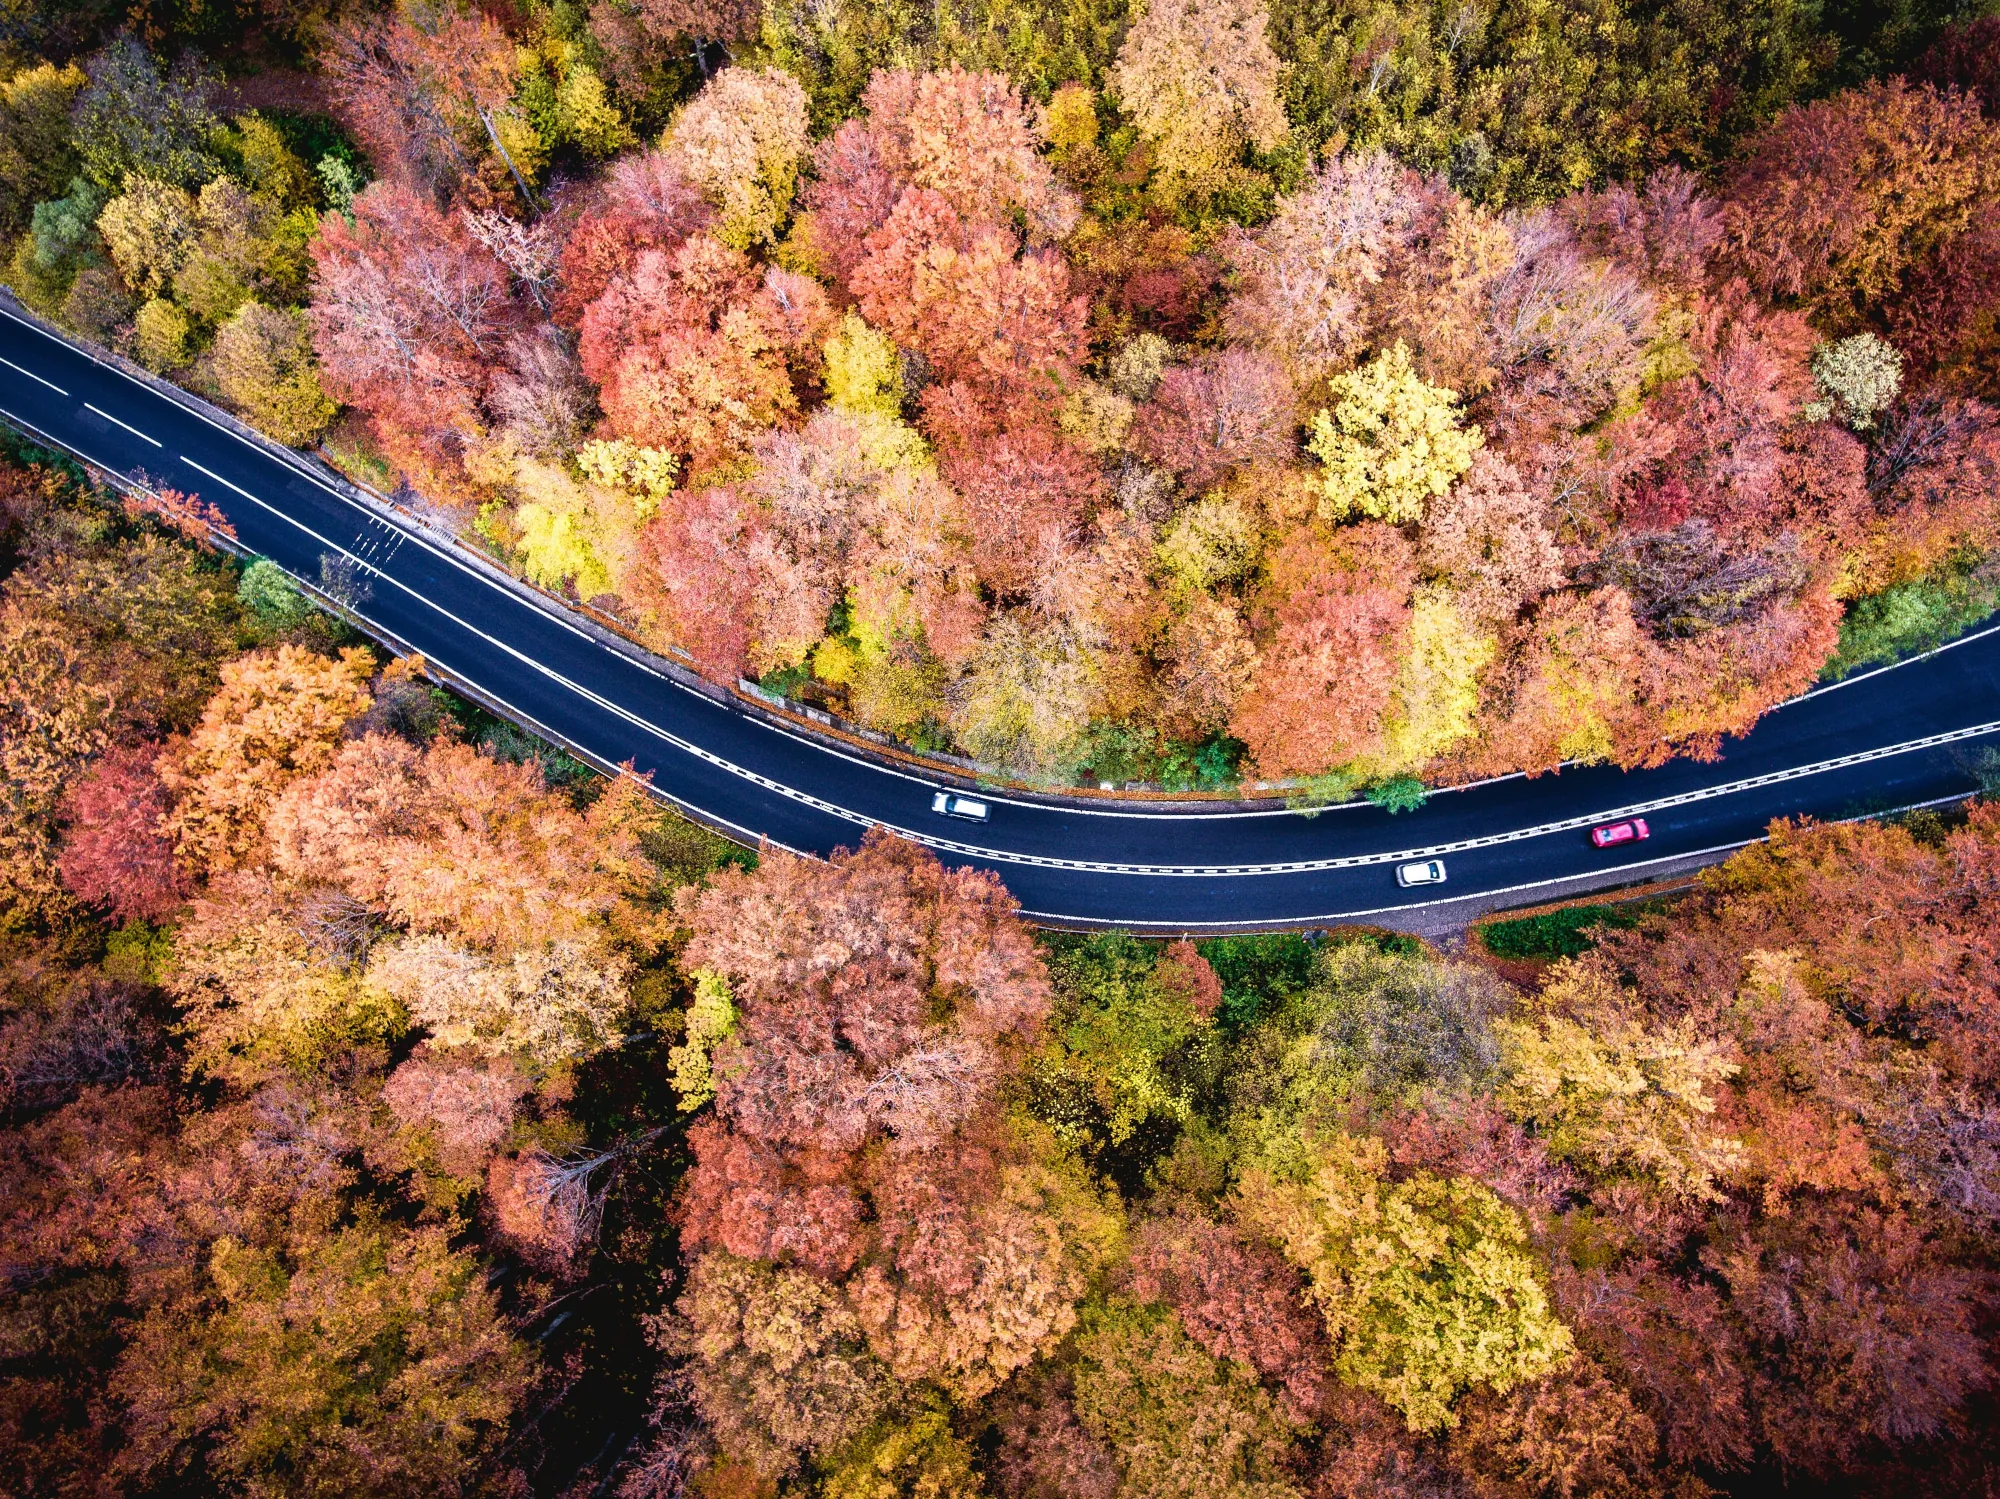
xmin=3 ymin=302 xmax=1995 ymax=931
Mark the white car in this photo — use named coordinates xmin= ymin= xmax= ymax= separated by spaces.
xmin=931 ymin=791 xmax=990 ymax=822
xmin=1395 ymin=859 xmax=1447 ymax=888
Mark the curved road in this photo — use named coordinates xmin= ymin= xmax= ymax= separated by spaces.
xmin=3 ymin=303 xmax=1997 ymax=931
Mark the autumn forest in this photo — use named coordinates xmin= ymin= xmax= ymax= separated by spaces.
xmin=3 ymin=0 xmax=2000 ymax=1495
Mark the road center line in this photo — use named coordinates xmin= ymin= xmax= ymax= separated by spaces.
xmin=0 ymin=355 xmax=66 ymax=395
xmin=176 ymin=453 xmax=2000 ymax=880
xmin=83 ymin=402 xmax=162 ymax=447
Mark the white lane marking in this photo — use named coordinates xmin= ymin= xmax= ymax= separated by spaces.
xmin=14 ymin=290 xmax=1967 ymax=824
xmin=5 ymin=300 xmax=1992 ymax=853
xmin=1020 ymin=791 xmax=1981 ymax=928
xmin=167 ymin=455 xmax=2000 ymax=879
xmin=0 ymin=401 xmax=125 ymax=474
xmin=83 ymin=402 xmax=161 ymax=446
xmin=0 ymin=354 xmax=66 ymax=395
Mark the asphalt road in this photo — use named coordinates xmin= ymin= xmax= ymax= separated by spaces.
xmin=3 ymin=303 xmax=1997 ymax=932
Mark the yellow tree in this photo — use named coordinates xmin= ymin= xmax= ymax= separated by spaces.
xmin=1309 ymin=342 xmax=1484 ymax=525
xmin=1110 ymin=0 xmax=1288 ymax=206
xmin=666 ymin=66 xmax=811 ymax=249
xmin=1495 ymin=958 xmax=1746 ymax=1202
xmin=1236 ymin=1131 xmax=1574 ymax=1433
xmin=161 ymin=645 xmax=375 ymax=874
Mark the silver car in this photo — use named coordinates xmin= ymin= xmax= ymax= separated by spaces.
xmin=1395 ymin=859 xmax=1446 ymax=888
xmin=931 ymin=791 xmax=990 ymax=822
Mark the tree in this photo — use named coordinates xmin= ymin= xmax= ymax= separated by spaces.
xmin=1153 ymin=594 xmax=1258 ymax=740
xmin=309 ymin=183 xmax=519 ymax=486
xmin=1228 ymin=524 xmax=1414 ymax=779
xmin=553 ymin=148 xmax=713 ymax=327
xmin=1070 ymin=1299 xmax=1304 ymax=1499
xmin=56 ymin=744 xmax=184 ymax=922
xmin=1807 ymin=333 xmax=1903 ymax=429
xmin=322 ymin=2 xmax=542 ymax=210
xmin=368 ymin=935 xmax=630 ymax=1067
xmin=823 ymin=1404 xmax=982 ymax=1499
xmin=1226 ymin=151 xmax=1418 ymax=387
xmin=212 ymin=303 xmax=338 ymax=445
xmin=823 ymin=312 xmax=906 ymax=418
xmin=0 ymin=602 xmax=115 ymax=925
xmin=159 ymin=645 xmax=375 ymax=875
xmin=666 ymin=67 xmax=811 ymax=249
xmin=1496 ymin=957 xmax=1745 ymax=1202
xmin=381 ymin=1050 xmax=531 ymax=1176
xmin=667 ymin=1252 xmax=896 ymax=1478
xmin=1131 ymin=351 xmax=1297 ymax=491
xmin=671 ymin=834 xmax=1116 ymax=1419
xmin=576 ymin=233 xmax=802 ymax=470
xmin=853 ymin=190 xmax=1088 ymax=403
xmin=112 ymin=1220 xmax=530 ymax=1499
xmin=1126 ymin=1214 xmax=1329 ymax=1422
xmin=1707 ymin=1199 xmax=1987 ymax=1478
xmin=1038 ymin=932 xmax=1223 ymax=1149
xmin=1309 ymin=342 xmax=1484 ymax=525
xmin=1447 ymin=1357 xmax=1663 ymax=1499
xmin=1372 ymin=588 xmax=1494 ymax=774
xmin=1109 ymin=0 xmax=1288 ymax=206
xmin=1418 ymin=452 xmax=1564 ymax=627
xmin=94 ymin=175 xmax=197 ymax=297
xmin=1724 ymin=79 xmax=2000 ymax=325
xmin=0 ymin=61 xmax=84 ymax=230
xmin=165 ymin=871 xmax=405 ymax=1084
xmin=267 ymin=736 xmax=666 ymax=955
xmin=1235 ymin=1132 xmax=1574 ymax=1434
xmin=71 ymin=37 xmax=218 ymax=188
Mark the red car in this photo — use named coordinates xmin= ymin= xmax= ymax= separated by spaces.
xmin=1590 ymin=818 xmax=1650 ymax=848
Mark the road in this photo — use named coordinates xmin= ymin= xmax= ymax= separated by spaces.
xmin=2 ymin=303 xmax=1996 ymax=932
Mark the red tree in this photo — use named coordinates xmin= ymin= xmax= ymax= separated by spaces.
xmin=310 ymin=182 xmax=519 ymax=488
xmin=57 ymin=745 xmax=185 ymax=922
xmin=1129 ymin=349 xmax=1297 ymax=491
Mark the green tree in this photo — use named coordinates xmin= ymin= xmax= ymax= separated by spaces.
xmin=1035 ymin=933 xmax=1223 ymax=1152
xmin=1237 ymin=1132 xmax=1574 ymax=1433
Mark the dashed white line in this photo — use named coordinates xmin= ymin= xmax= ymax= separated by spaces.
xmin=0 ymin=355 xmax=65 ymax=395
xmin=2 ymin=298 xmax=1986 ymax=891
xmin=83 ymin=401 xmax=161 ymax=446
xmin=156 ymin=451 xmax=2000 ymax=879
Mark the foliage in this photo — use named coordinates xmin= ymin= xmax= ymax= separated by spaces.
xmin=668 ymin=967 xmax=737 ymax=1109
xmin=1236 ymin=1133 xmax=1575 ymax=1433
xmin=1823 ymin=553 xmax=2000 ymax=679
xmin=159 ymin=645 xmax=375 ymax=875
xmin=211 ymin=303 xmax=338 ymax=445
xmin=1495 ymin=958 xmax=1745 ymax=1201
xmin=1070 ymin=1299 xmax=1304 ymax=1499
xmin=1478 ymin=903 xmax=1642 ymax=959
xmin=1309 ymin=342 xmax=1484 ymax=525
xmin=667 ymin=66 xmax=812 ymax=249
xmin=112 ymin=1219 xmax=531 ymax=1498
xmin=1108 ymin=0 xmax=1287 ymax=209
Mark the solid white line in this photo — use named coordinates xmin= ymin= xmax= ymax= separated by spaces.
xmin=84 ymin=402 xmax=161 ymax=447
xmin=18 ymin=291 xmax=1995 ymax=830
xmin=0 ymin=354 xmax=66 ymax=395
xmin=5 ymin=303 xmax=1992 ymax=873
xmin=1017 ymin=791 xmax=1983 ymax=927
xmin=160 ymin=448 xmax=2000 ymax=878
